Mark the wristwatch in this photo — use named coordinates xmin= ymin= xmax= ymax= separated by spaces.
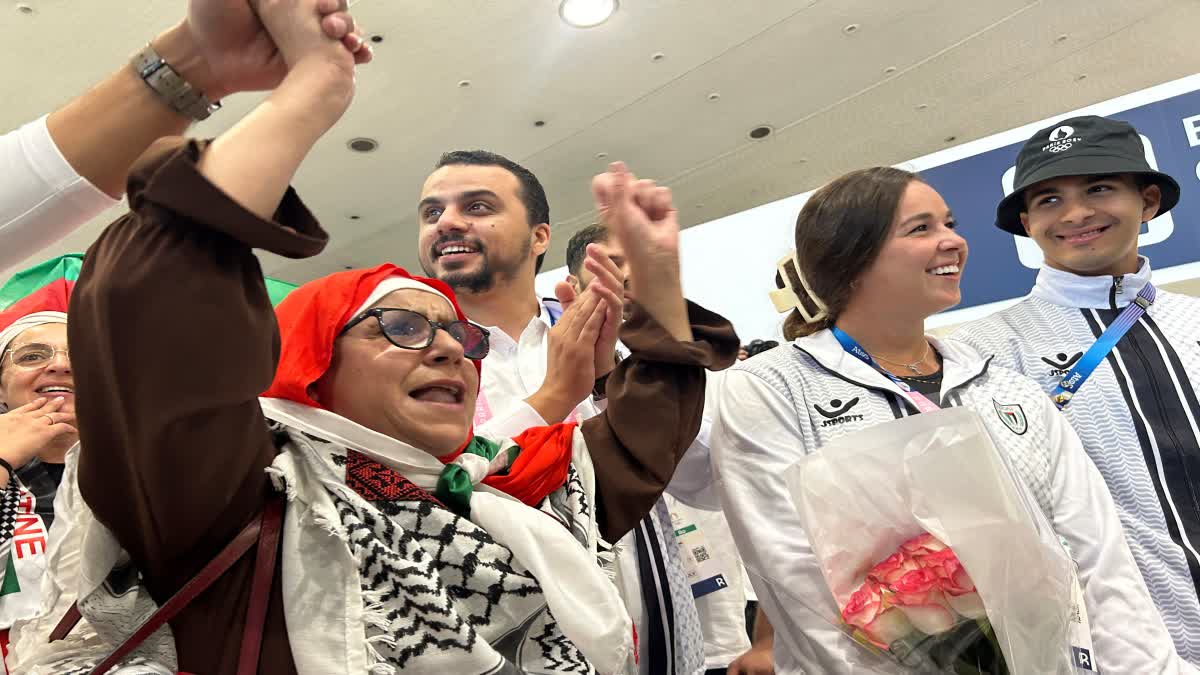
xmin=131 ymin=44 xmax=221 ymax=121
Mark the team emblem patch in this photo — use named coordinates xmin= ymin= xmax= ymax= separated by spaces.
xmin=992 ymin=400 xmax=1028 ymax=435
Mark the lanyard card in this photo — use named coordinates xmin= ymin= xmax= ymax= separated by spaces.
xmin=670 ymin=511 xmax=730 ymax=599
xmin=1060 ymin=537 xmax=1098 ymax=672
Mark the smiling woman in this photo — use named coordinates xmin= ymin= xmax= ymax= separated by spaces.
xmin=711 ymin=164 xmax=1189 ymax=674
xmin=0 ymin=296 xmax=80 ymax=658
xmin=28 ymin=58 xmax=738 ymax=672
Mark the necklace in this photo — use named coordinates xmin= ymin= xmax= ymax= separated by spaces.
xmin=872 ymin=341 xmax=931 ymax=374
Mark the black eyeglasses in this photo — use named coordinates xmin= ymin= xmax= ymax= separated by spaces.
xmin=340 ymin=308 xmax=490 ymax=360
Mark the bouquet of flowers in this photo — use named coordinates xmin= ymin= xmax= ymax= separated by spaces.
xmin=784 ymin=407 xmax=1079 ymax=674
xmin=841 ymin=534 xmax=1004 ymax=673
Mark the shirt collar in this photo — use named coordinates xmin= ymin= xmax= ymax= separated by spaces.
xmin=483 ymin=298 xmax=554 ymax=348
xmin=1030 ymin=256 xmax=1153 ymax=309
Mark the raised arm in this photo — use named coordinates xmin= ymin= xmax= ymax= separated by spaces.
xmin=0 ymin=0 xmax=368 ymax=277
xmin=69 ymin=1 xmax=353 ymax=593
xmin=581 ymin=162 xmax=739 ymax=540
xmin=48 ymin=0 xmax=368 ymax=199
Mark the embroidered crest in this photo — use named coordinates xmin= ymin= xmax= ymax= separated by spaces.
xmin=992 ymin=400 xmax=1028 ymax=435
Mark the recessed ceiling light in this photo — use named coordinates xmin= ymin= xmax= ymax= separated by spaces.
xmin=534 ymin=120 xmax=546 ymax=127
xmin=348 ymin=138 xmax=379 ymax=153
xmin=596 ymin=152 xmax=609 ymax=159
xmin=707 ymin=92 xmax=721 ymax=101
xmin=559 ymin=0 xmax=618 ymax=28
xmin=349 ymin=215 xmax=361 ymax=220
xmin=458 ymin=79 xmax=472 ymax=88
xmin=843 ymin=24 xmax=860 ymax=34
xmin=1055 ymin=34 xmax=1068 ymax=43
xmin=916 ymin=103 xmax=929 ymax=111
xmin=748 ymin=125 xmax=774 ymax=141
xmin=370 ymin=34 xmax=384 ymax=43
xmin=944 ymin=135 xmax=957 ymax=143
xmin=883 ymin=66 xmax=897 ymax=75
xmin=1076 ymin=73 xmax=1088 ymax=81
xmin=15 ymin=3 xmax=34 ymax=14
xmin=651 ymin=52 xmax=666 ymax=62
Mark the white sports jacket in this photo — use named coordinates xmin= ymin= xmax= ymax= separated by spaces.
xmin=710 ymin=330 xmax=1190 ymax=674
xmin=953 ymin=258 xmax=1200 ymax=665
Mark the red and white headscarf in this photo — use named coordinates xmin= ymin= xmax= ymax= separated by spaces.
xmin=265 ymin=263 xmax=475 ymax=405
xmin=264 ymin=263 xmax=574 ymax=508
xmin=0 ymin=276 xmax=71 ymax=364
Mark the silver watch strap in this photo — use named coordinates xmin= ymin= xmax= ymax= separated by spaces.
xmin=131 ymin=45 xmax=221 ymax=121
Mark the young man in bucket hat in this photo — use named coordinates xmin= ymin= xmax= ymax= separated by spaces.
xmin=953 ymin=115 xmax=1200 ymax=664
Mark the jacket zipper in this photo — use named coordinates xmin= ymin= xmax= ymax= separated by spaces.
xmin=1110 ymin=275 xmax=1124 ymax=311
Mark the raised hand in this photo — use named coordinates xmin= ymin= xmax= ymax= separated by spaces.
xmin=253 ymin=0 xmax=355 ymax=70
xmin=591 ymin=162 xmax=692 ymax=341
xmin=580 ymin=243 xmax=625 ymax=378
xmin=592 ymin=161 xmax=681 ymax=277
xmin=0 ymin=397 xmax=77 ymax=487
xmin=182 ymin=0 xmax=370 ymax=99
xmin=528 ymin=281 xmax=622 ymax=423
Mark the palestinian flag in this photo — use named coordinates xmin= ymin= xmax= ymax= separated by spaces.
xmin=0 ymin=254 xmax=300 ymax=318
xmin=0 ymin=254 xmax=79 ymax=324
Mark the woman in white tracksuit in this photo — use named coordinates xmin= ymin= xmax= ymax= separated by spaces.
xmin=710 ymin=166 xmax=1192 ymax=674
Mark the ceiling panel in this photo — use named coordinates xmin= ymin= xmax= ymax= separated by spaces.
xmin=3 ymin=0 xmax=1197 ymax=286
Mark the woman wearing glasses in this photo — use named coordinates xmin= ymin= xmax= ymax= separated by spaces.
xmin=0 ymin=304 xmax=80 ymax=654
xmin=0 ymin=312 xmax=76 ymax=497
xmin=29 ymin=4 xmax=735 ymax=668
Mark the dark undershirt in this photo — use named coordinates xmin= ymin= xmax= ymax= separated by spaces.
xmin=898 ymin=370 xmax=944 ymax=407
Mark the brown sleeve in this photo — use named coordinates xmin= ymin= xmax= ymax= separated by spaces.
xmin=582 ymin=301 xmax=738 ymax=541
xmin=69 ymin=137 xmax=326 ymax=594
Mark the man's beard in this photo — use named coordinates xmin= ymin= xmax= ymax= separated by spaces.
xmin=434 ymin=238 xmax=531 ymax=294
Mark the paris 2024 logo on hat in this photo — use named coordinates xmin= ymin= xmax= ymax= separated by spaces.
xmin=1000 ymin=129 xmax=1176 ymax=269
xmin=1043 ymin=125 xmax=1079 ymax=153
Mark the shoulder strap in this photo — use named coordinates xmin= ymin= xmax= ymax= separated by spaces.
xmin=49 ymin=497 xmax=285 ymax=675
xmin=1051 ymin=282 xmax=1156 ymax=409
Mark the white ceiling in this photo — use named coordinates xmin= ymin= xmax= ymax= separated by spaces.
xmin=3 ymin=0 xmax=1200 ymax=292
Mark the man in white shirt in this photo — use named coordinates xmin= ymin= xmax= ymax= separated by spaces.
xmin=0 ymin=0 xmax=370 ymax=277
xmin=417 ymin=153 xmax=712 ymax=675
xmin=567 ymin=223 xmax=775 ymax=675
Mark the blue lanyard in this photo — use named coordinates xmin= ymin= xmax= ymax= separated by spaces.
xmin=830 ymin=327 xmax=941 ymax=413
xmin=543 ymin=299 xmax=563 ymax=327
xmin=1051 ymin=282 xmax=1155 ymax=409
